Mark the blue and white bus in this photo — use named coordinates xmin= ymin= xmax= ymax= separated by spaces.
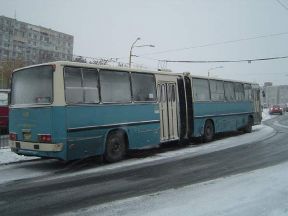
xmin=9 ymin=61 xmax=261 ymax=162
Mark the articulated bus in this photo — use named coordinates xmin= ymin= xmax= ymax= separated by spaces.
xmin=9 ymin=61 xmax=261 ymax=162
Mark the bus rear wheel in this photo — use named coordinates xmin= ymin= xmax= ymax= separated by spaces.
xmin=203 ymin=120 xmax=214 ymax=143
xmin=104 ymin=131 xmax=127 ymax=163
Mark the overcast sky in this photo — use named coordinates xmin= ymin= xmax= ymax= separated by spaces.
xmin=1 ymin=0 xmax=288 ymax=85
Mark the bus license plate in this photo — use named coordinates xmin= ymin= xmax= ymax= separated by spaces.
xmin=23 ymin=132 xmax=32 ymax=141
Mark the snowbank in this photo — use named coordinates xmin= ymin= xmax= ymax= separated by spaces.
xmin=0 ymin=148 xmax=37 ymax=165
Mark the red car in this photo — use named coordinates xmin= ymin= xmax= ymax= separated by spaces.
xmin=269 ymin=105 xmax=283 ymax=115
xmin=0 ymin=89 xmax=9 ymax=134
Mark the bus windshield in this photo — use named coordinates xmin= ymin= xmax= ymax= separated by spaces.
xmin=11 ymin=65 xmax=53 ymax=105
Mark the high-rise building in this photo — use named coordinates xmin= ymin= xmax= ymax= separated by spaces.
xmin=0 ymin=15 xmax=74 ymax=65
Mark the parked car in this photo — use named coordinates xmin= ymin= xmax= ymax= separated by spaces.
xmin=0 ymin=89 xmax=9 ymax=134
xmin=269 ymin=105 xmax=283 ymax=115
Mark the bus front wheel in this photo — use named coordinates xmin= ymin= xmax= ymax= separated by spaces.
xmin=104 ymin=131 xmax=127 ymax=163
xmin=203 ymin=120 xmax=214 ymax=143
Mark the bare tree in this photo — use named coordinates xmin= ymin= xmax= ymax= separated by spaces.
xmin=0 ymin=59 xmax=25 ymax=89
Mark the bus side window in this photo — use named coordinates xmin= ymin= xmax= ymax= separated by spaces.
xmin=244 ymin=84 xmax=252 ymax=101
xmin=235 ymin=83 xmax=245 ymax=101
xmin=210 ymin=80 xmax=224 ymax=101
xmin=193 ymin=78 xmax=210 ymax=101
xmin=131 ymin=73 xmax=156 ymax=102
xmin=224 ymin=82 xmax=235 ymax=101
xmin=64 ymin=67 xmax=83 ymax=104
xmin=99 ymin=70 xmax=131 ymax=103
xmin=82 ymin=69 xmax=99 ymax=103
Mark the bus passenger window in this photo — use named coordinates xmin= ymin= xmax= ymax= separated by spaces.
xmin=100 ymin=70 xmax=131 ymax=103
xmin=235 ymin=83 xmax=245 ymax=101
xmin=244 ymin=84 xmax=252 ymax=101
xmin=210 ymin=80 xmax=224 ymax=101
xmin=64 ymin=67 xmax=83 ymax=104
xmin=82 ymin=69 xmax=99 ymax=103
xmin=193 ymin=78 xmax=210 ymax=101
xmin=131 ymin=73 xmax=156 ymax=102
xmin=224 ymin=82 xmax=235 ymax=101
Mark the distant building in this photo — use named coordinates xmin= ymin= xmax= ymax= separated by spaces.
xmin=264 ymin=82 xmax=273 ymax=87
xmin=264 ymin=85 xmax=288 ymax=108
xmin=0 ymin=15 xmax=73 ymax=65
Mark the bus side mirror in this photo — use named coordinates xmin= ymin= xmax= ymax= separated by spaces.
xmin=262 ymin=91 xmax=265 ymax=98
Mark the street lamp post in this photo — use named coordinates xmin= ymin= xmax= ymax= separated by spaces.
xmin=208 ymin=66 xmax=224 ymax=77
xmin=129 ymin=37 xmax=155 ymax=67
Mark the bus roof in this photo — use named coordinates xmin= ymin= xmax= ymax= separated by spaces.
xmin=186 ymin=73 xmax=258 ymax=85
xmin=13 ymin=61 xmax=180 ymax=77
xmin=13 ymin=61 xmax=259 ymax=86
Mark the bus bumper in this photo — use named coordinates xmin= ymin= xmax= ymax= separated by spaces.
xmin=9 ymin=140 xmax=64 ymax=152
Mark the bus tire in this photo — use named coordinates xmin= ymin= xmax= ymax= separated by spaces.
xmin=243 ymin=117 xmax=253 ymax=133
xmin=203 ymin=120 xmax=214 ymax=143
xmin=104 ymin=130 xmax=127 ymax=163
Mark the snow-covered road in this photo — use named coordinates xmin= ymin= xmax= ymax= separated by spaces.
xmin=62 ymin=113 xmax=288 ymax=216
xmin=65 ymin=160 xmax=288 ymax=216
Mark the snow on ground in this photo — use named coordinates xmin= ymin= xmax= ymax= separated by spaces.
xmin=0 ymin=148 xmax=38 ymax=165
xmin=262 ymin=108 xmax=270 ymax=121
xmin=61 ymin=111 xmax=286 ymax=216
xmin=64 ymin=161 xmax=288 ymax=216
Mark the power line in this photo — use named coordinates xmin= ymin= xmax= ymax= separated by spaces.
xmin=162 ymin=55 xmax=288 ymax=64
xmin=275 ymin=0 xmax=288 ymax=11
xmin=138 ymin=32 xmax=288 ymax=57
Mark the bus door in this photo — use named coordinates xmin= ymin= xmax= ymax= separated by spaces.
xmin=158 ymin=82 xmax=179 ymax=141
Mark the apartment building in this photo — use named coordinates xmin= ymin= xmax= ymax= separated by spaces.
xmin=0 ymin=15 xmax=73 ymax=65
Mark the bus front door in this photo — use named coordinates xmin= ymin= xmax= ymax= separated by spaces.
xmin=159 ymin=82 xmax=179 ymax=141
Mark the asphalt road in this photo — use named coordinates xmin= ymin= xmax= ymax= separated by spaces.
xmin=0 ymin=114 xmax=288 ymax=216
